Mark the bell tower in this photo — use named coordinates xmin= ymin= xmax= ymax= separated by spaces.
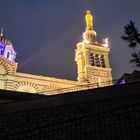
xmin=75 ymin=11 xmax=112 ymax=86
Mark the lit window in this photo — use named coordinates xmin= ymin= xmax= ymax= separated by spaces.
xmin=6 ymin=51 xmax=10 ymax=59
xmin=119 ymin=79 xmax=126 ymax=84
xmin=0 ymin=45 xmax=4 ymax=55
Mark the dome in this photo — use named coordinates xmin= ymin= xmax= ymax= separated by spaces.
xmin=0 ymin=29 xmax=16 ymax=62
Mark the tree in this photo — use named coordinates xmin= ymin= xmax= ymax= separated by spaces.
xmin=122 ymin=20 xmax=140 ymax=67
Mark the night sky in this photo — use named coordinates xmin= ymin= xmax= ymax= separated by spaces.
xmin=0 ymin=0 xmax=140 ymax=81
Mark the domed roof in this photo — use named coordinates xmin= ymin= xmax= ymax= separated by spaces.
xmin=0 ymin=28 xmax=16 ymax=62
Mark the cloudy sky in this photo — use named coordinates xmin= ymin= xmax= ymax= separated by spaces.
xmin=0 ymin=0 xmax=140 ymax=80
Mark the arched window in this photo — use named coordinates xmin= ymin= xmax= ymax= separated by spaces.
xmin=6 ymin=51 xmax=10 ymax=59
xmin=89 ymin=53 xmax=95 ymax=66
xmin=0 ymin=45 xmax=4 ymax=55
xmin=100 ymin=55 xmax=105 ymax=67
xmin=95 ymin=54 xmax=100 ymax=67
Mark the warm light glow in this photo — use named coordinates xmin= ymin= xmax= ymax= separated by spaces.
xmin=103 ymin=38 xmax=109 ymax=47
xmin=83 ymin=40 xmax=90 ymax=44
xmin=98 ymin=78 xmax=101 ymax=85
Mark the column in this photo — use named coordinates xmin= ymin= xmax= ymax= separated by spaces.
xmin=84 ymin=49 xmax=90 ymax=66
xmin=104 ymin=53 xmax=110 ymax=68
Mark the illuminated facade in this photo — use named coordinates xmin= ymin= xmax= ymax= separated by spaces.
xmin=0 ymin=11 xmax=112 ymax=95
xmin=75 ymin=11 xmax=112 ymax=85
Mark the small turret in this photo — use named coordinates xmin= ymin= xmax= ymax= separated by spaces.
xmin=0 ymin=28 xmax=16 ymax=62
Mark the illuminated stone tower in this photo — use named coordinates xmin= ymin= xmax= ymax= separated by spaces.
xmin=75 ymin=11 xmax=112 ymax=86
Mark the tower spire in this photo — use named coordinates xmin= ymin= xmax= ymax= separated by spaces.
xmin=1 ymin=28 xmax=3 ymax=37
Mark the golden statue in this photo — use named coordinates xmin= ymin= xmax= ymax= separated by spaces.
xmin=85 ymin=10 xmax=93 ymax=30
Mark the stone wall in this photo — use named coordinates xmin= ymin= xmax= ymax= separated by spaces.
xmin=0 ymin=72 xmax=79 ymax=94
xmin=0 ymin=82 xmax=140 ymax=139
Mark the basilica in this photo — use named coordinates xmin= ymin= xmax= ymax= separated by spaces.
xmin=0 ymin=11 xmax=112 ymax=95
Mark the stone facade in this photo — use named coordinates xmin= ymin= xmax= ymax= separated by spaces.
xmin=75 ymin=41 xmax=112 ymax=84
xmin=0 ymin=11 xmax=112 ymax=95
